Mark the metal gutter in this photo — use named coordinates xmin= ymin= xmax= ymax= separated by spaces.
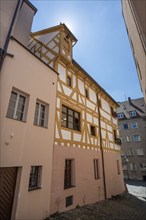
xmin=97 ymin=90 xmax=107 ymax=200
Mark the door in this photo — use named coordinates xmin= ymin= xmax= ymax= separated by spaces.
xmin=0 ymin=167 xmax=18 ymax=220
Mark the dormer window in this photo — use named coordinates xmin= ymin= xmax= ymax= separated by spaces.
xmin=129 ymin=110 xmax=137 ymax=117
xmin=117 ymin=113 xmax=124 ymax=119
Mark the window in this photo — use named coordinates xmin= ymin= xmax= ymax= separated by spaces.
xmin=61 ymin=105 xmax=80 ymax=131
xmin=117 ymin=113 xmax=124 ymax=119
xmin=64 ymin=159 xmax=74 ymax=189
xmin=132 ymin=135 xmax=141 ymax=142
xmin=67 ymin=76 xmax=72 ymax=87
xmin=117 ymin=160 xmax=120 ymax=174
xmin=136 ymin=149 xmax=144 ymax=156
xmin=130 ymin=163 xmax=137 ymax=171
xmin=131 ymin=122 xmax=138 ymax=129
xmin=34 ymin=101 xmax=48 ymax=127
xmin=66 ymin=196 xmax=73 ymax=207
xmin=85 ymin=89 xmax=89 ymax=99
xmin=90 ymin=125 xmax=96 ymax=136
xmin=126 ymin=136 xmax=130 ymax=142
xmin=7 ymin=90 xmax=27 ymax=121
xmin=93 ymin=159 xmax=100 ymax=179
xmin=129 ymin=110 xmax=137 ymax=117
xmin=28 ymin=166 xmax=42 ymax=190
xmin=122 ymin=164 xmax=127 ymax=171
xmin=111 ymin=107 xmax=117 ymax=118
xmin=123 ymin=123 xmax=128 ymax=129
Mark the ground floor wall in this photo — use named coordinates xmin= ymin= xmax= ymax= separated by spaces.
xmin=50 ymin=144 xmax=125 ymax=214
xmin=0 ymin=163 xmax=52 ymax=220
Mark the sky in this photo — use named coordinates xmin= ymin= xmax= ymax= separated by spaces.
xmin=30 ymin=0 xmax=143 ymax=102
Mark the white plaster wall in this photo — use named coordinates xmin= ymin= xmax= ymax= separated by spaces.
xmin=61 ymin=130 xmax=71 ymax=140
xmin=78 ymin=79 xmax=85 ymax=95
xmin=101 ymin=98 xmax=111 ymax=113
xmin=36 ymin=31 xmax=59 ymax=44
xmin=89 ymin=88 xmax=96 ymax=103
xmin=100 ymin=109 xmax=111 ymax=121
xmin=86 ymin=100 xmax=95 ymax=110
xmin=86 ymin=113 xmax=92 ymax=123
xmin=58 ymin=63 xmax=66 ymax=82
xmin=73 ymin=133 xmax=81 ymax=142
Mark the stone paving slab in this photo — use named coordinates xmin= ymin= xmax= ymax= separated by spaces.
xmin=45 ymin=193 xmax=146 ymax=220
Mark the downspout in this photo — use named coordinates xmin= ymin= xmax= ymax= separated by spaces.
xmin=97 ymin=90 xmax=107 ymax=199
xmin=0 ymin=0 xmax=23 ymax=72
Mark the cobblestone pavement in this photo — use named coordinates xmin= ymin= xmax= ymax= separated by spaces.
xmin=46 ymin=181 xmax=146 ymax=220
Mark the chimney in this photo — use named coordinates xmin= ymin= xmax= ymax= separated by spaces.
xmin=128 ymin=97 xmax=132 ymax=105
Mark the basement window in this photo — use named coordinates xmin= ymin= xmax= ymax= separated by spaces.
xmin=66 ymin=195 xmax=73 ymax=207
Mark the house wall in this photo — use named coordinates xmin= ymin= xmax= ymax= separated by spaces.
xmin=29 ymin=26 xmax=125 ymax=214
xmin=51 ymin=145 xmax=124 ymax=214
xmin=119 ymin=116 xmax=146 ymax=180
xmin=0 ymin=0 xmax=18 ymax=48
xmin=122 ymin=0 xmax=146 ymax=103
xmin=50 ymin=59 xmax=125 ymax=214
xmin=0 ymin=39 xmax=57 ymax=220
xmin=0 ymin=0 xmax=36 ymax=50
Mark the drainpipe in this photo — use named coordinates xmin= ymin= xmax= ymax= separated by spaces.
xmin=0 ymin=0 xmax=23 ymax=72
xmin=97 ymin=91 xmax=107 ymax=199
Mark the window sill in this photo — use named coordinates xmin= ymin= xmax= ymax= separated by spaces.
xmin=64 ymin=185 xmax=76 ymax=190
xmin=28 ymin=187 xmax=41 ymax=191
xmin=33 ymin=124 xmax=48 ymax=129
xmin=6 ymin=116 xmax=26 ymax=123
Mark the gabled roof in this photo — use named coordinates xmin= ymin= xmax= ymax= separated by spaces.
xmin=31 ymin=23 xmax=77 ymax=43
xmin=117 ymin=97 xmax=146 ymax=119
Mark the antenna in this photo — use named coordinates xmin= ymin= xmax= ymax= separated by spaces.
xmin=124 ymin=93 xmax=127 ymax=101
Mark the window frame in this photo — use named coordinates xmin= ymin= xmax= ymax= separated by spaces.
xmin=85 ymin=89 xmax=89 ymax=99
xmin=131 ymin=122 xmax=138 ymax=129
xmin=117 ymin=113 xmax=124 ymax=119
xmin=90 ymin=125 xmax=96 ymax=136
xmin=64 ymin=159 xmax=75 ymax=189
xmin=34 ymin=100 xmax=48 ymax=128
xmin=7 ymin=89 xmax=28 ymax=122
xmin=123 ymin=123 xmax=128 ymax=129
xmin=117 ymin=160 xmax=120 ymax=174
xmin=67 ymin=75 xmax=72 ymax=87
xmin=66 ymin=195 xmax=73 ymax=207
xmin=28 ymin=166 xmax=42 ymax=191
xmin=132 ymin=135 xmax=141 ymax=142
xmin=61 ymin=105 xmax=80 ymax=131
xmin=93 ymin=159 xmax=100 ymax=179
xmin=129 ymin=110 xmax=137 ymax=117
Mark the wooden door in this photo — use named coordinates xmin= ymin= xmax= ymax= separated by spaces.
xmin=0 ymin=167 xmax=18 ymax=220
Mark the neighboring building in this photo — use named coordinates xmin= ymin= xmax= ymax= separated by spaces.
xmin=121 ymin=0 xmax=146 ymax=103
xmin=29 ymin=24 xmax=125 ymax=214
xmin=117 ymin=97 xmax=146 ymax=181
xmin=0 ymin=1 xmax=58 ymax=220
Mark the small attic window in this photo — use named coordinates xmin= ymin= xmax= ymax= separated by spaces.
xmin=117 ymin=113 xmax=124 ymax=119
xmin=129 ymin=111 xmax=137 ymax=117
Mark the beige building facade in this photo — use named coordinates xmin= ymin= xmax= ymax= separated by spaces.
xmin=0 ymin=1 xmax=58 ymax=220
xmin=122 ymin=0 xmax=146 ymax=103
xmin=30 ymin=24 xmax=125 ymax=214
xmin=0 ymin=1 xmax=125 ymax=219
xmin=117 ymin=97 xmax=146 ymax=180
